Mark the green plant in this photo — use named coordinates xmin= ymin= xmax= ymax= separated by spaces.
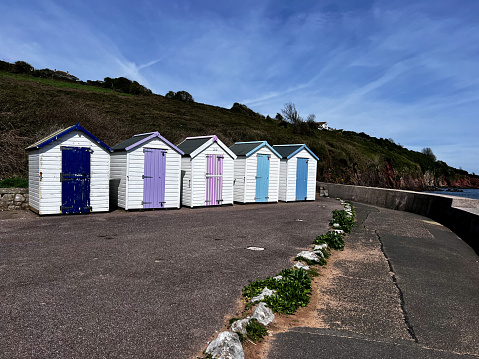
xmin=0 ymin=177 xmax=28 ymax=188
xmin=245 ymin=318 xmax=268 ymax=342
xmin=330 ymin=208 xmax=355 ymax=233
xmin=242 ymin=268 xmax=312 ymax=314
xmin=294 ymin=255 xmax=327 ymax=266
xmin=314 ymin=231 xmax=345 ymax=250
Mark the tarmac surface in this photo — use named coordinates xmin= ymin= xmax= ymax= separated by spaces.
xmin=267 ymin=203 xmax=479 ymax=359
xmin=0 ymin=199 xmax=343 ymax=359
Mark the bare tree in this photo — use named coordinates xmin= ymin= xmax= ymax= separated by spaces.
xmin=281 ymin=102 xmax=302 ymax=124
xmin=421 ymin=147 xmax=436 ymax=161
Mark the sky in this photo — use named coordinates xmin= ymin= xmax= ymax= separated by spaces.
xmin=1 ymin=0 xmax=478 ymax=174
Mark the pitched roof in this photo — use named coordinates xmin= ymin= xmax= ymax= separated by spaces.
xmin=26 ymin=123 xmax=112 ymax=152
xmin=112 ymin=132 xmax=184 ymax=155
xmin=229 ymin=141 xmax=281 ymax=158
xmin=177 ymin=135 xmax=236 ymax=159
xmin=272 ymin=144 xmax=319 ymax=160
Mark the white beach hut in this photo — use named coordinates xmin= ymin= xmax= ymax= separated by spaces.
xmin=26 ymin=123 xmax=112 ymax=215
xmin=273 ymin=144 xmax=319 ymax=202
xmin=229 ymin=141 xmax=281 ymax=203
xmin=177 ymin=135 xmax=237 ymax=208
xmin=110 ymin=132 xmax=184 ymax=210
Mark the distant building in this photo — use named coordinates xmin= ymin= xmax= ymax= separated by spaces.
xmin=315 ymin=121 xmax=329 ymax=130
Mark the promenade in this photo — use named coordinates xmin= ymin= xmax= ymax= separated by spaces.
xmin=267 ymin=203 xmax=479 ymax=358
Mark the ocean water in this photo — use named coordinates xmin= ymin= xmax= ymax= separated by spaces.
xmin=425 ymin=188 xmax=479 ymax=200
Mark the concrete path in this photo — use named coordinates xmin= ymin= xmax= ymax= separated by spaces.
xmin=0 ymin=200 xmax=342 ymax=359
xmin=267 ymin=203 xmax=479 ymax=358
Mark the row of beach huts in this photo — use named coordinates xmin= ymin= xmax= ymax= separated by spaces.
xmin=26 ymin=123 xmax=319 ymax=215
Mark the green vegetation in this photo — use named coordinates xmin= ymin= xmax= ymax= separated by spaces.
xmin=0 ymin=177 xmax=28 ymax=188
xmin=1 ymin=62 xmax=476 ymax=190
xmin=242 ymin=268 xmax=312 ymax=314
xmin=244 ymin=319 xmax=268 ymax=342
xmin=330 ymin=209 xmax=355 ymax=233
xmin=314 ymin=231 xmax=345 ymax=250
xmin=294 ymin=255 xmax=327 ymax=266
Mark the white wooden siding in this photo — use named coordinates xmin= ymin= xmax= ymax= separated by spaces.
xmin=233 ymin=158 xmax=246 ymax=202
xmin=28 ymin=152 xmax=40 ymax=211
xmin=182 ymin=141 xmax=235 ymax=208
xmin=34 ymin=131 xmax=110 ymax=215
xmin=181 ymin=157 xmax=192 ymax=207
xmin=109 ymin=152 xmax=127 ymax=209
xmin=124 ymin=138 xmax=181 ymax=209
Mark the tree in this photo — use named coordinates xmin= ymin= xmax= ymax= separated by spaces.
xmin=306 ymin=114 xmax=316 ymax=123
xmin=421 ymin=147 xmax=436 ymax=161
xmin=13 ymin=61 xmax=34 ymax=74
xmin=165 ymin=90 xmax=194 ymax=103
xmin=281 ymin=102 xmax=302 ymax=124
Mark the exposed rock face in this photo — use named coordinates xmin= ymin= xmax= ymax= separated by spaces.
xmin=205 ymin=331 xmax=244 ymax=359
xmin=231 ymin=318 xmax=250 ymax=335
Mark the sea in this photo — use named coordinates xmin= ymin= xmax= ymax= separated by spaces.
xmin=425 ymin=188 xmax=479 ymax=200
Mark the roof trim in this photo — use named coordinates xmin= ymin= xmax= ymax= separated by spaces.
xmin=187 ymin=135 xmax=236 ymax=159
xmin=273 ymin=144 xmax=319 ymax=160
xmin=243 ymin=141 xmax=281 ymax=158
xmin=124 ymin=131 xmax=184 ymax=155
xmin=26 ymin=123 xmax=112 ymax=152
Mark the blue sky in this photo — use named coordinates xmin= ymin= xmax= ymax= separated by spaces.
xmin=1 ymin=0 xmax=478 ymax=174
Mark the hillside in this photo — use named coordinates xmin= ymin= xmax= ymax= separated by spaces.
xmin=1 ymin=70 xmax=477 ymax=190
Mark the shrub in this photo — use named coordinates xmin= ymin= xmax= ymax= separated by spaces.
xmin=0 ymin=177 xmax=28 ymax=188
xmin=314 ymin=231 xmax=345 ymax=250
xmin=245 ymin=319 xmax=268 ymax=342
xmin=330 ymin=208 xmax=355 ymax=233
xmin=242 ymin=268 xmax=312 ymax=314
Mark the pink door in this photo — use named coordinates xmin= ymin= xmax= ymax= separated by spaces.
xmin=206 ymin=154 xmax=223 ymax=206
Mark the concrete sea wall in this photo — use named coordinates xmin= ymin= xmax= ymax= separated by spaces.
xmin=318 ymin=182 xmax=479 ymax=254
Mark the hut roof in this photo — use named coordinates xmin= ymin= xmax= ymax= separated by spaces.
xmin=229 ymin=141 xmax=281 ymax=158
xmin=26 ymin=123 xmax=112 ymax=152
xmin=177 ymin=135 xmax=236 ymax=159
xmin=111 ymin=132 xmax=184 ymax=154
xmin=272 ymin=144 xmax=319 ymax=160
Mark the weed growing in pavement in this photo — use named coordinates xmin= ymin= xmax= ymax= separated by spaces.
xmin=294 ymin=255 xmax=327 ymax=266
xmin=314 ymin=231 xmax=345 ymax=250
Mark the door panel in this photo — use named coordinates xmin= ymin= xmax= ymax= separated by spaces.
xmin=255 ymin=154 xmax=270 ymax=202
xmin=296 ymin=158 xmax=308 ymax=200
xmin=61 ymin=146 xmax=91 ymax=214
xmin=143 ymin=148 xmax=166 ymax=209
xmin=206 ymin=154 xmax=223 ymax=206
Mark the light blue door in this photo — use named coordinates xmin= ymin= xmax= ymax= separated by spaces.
xmin=296 ymin=158 xmax=308 ymax=200
xmin=255 ymin=154 xmax=270 ymax=202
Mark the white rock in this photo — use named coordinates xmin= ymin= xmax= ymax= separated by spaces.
xmin=332 ymin=229 xmax=344 ymax=234
xmin=294 ymin=262 xmax=310 ymax=270
xmin=273 ymin=275 xmax=283 ymax=281
xmin=252 ymin=302 xmax=274 ymax=326
xmin=205 ymin=331 xmax=244 ymax=359
xmin=314 ymin=244 xmax=328 ymax=250
xmin=251 ymin=287 xmax=275 ymax=303
xmin=231 ymin=317 xmax=250 ymax=335
xmin=246 ymin=246 xmax=264 ymax=251
xmin=332 ymin=223 xmax=340 ymax=228
xmin=296 ymin=250 xmax=321 ymax=262
xmin=314 ymin=249 xmax=325 ymax=258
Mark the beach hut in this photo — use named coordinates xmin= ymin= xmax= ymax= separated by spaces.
xmin=177 ymin=135 xmax=236 ymax=208
xmin=273 ymin=144 xmax=319 ymax=202
xmin=229 ymin=141 xmax=281 ymax=203
xmin=110 ymin=132 xmax=184 ymax=210
xmin=26 ymin=123 xmax=112 ymax=215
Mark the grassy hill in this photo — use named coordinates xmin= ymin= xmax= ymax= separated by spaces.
xmin=1 ymin=70 xmax=477 ymax=190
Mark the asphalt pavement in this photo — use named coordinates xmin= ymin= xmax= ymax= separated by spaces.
xmin=0 ymin=199 xmax=343 ymax=359
xmin=267 ymin=203 xmax=479 ymax=359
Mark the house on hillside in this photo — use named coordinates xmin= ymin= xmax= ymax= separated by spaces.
xmin=26 ymin=123 xmax=111 ymax=215
xmin=315 ymin=122 xmax=329 ymax=130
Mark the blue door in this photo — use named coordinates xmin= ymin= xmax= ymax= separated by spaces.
xmin=296 ymin=158 xmax=308 ymax=200
xmin=255 ymin=154 xmax=270 ymax=202
xmin=61 ymin=146 xmax=91 ymax=214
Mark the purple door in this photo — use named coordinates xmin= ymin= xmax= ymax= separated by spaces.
xmin=206 ymin=154 xmax=223 ymax=206
xmin=142 ymin=148 xmax=166 ymax=209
